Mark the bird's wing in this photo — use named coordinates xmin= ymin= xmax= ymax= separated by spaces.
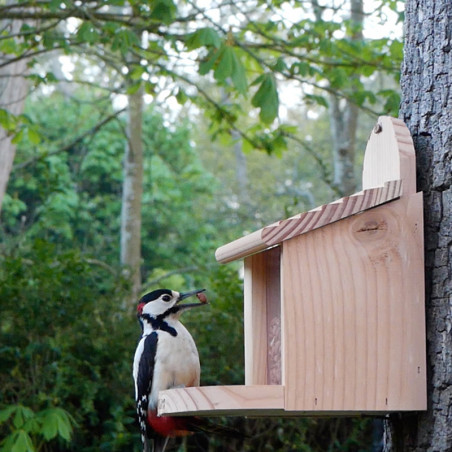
xmin=136 ymin=332 xmax=159 ymax=449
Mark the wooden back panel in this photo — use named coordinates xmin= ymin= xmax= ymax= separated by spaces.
xmin=363 ymin=116 xmax=416 ymax=195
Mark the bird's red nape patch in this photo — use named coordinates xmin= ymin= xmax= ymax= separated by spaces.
xmin=148 ymin=412 xmax=191 ymax=437
xmin=137 ymin=302 xmax=145 ymax=315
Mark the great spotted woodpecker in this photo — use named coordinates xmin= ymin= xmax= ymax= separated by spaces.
xmin=132 ymin=288 xmax=207 ymax=452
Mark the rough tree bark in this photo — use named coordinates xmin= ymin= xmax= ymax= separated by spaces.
xmin=0 ymin=12 xmax=28 ymax=212
xmin=384 ymin=1 xmax=452 ymax=450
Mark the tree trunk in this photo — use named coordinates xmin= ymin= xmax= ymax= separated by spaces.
xmin=232 ymin=130 xmax=250 ymax=206
xmin=329 ymin=95 xmax=359 ymax=195
xmin=312 ymin=0 xmax=362 ymax=196
xmin=384 ymin=1 xmax=452 ymax=450
xmin=120 ymin=83 xmax=144 ymax=302
xmin=0 ymin=14 xmax=28 ymax=212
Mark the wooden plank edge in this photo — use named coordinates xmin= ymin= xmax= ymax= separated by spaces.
xmin=158 ymin=385 xmax=285 ymax=416
xmin=215 ymin=229 xmax=272 ymax=264
xmin=158 ymin=385 xmax=425 ymax=417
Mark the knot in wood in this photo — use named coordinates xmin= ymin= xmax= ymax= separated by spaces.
xmin=373 ymin=123 xmax=383 ymax=134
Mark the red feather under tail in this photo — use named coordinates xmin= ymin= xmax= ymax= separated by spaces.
xmin=147 ymin=411 xmax=243 ymax=439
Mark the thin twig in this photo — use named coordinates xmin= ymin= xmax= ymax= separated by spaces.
xmin=13 ymin=107 xmax=126 ymax=171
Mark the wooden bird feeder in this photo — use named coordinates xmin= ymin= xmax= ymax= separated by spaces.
xmin=158 ymin=116 xmax=426 ymax=417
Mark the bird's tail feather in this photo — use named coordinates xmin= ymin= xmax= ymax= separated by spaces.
xmin=152 ymin=436 xmax=169 ymax=452
xmin=185 ymin=417 xmax=245 ymax=438
xmin=142 ymin=436 xmax=151 ymax=452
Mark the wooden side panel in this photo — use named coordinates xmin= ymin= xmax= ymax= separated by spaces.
xmin=158 ymin=385 xmax=285 ymax=416
xmin=244 ymin=254 xmax=267 ymax=385
xmin=244 ymin=247 xmax=281 ymax=385
xmin=282 ymin=193 xmax=426 ymax=411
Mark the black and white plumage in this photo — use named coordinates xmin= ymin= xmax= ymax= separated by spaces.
xmin=132 ymin=288 xmax=206 ymax=452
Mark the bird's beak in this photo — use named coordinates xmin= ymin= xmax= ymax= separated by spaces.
xmin=176 ymin=288 xmax=207 ymax=311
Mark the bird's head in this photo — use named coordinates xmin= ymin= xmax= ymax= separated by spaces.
xmin=137 ymin=288 xmax=207 ymax=319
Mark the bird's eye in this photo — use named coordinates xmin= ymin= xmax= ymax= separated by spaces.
xmin=162 ymin=295 xmax=171 ymax=302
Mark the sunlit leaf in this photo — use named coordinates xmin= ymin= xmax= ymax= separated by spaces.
xmin=251 ymin=73 xmax=279 ymax=124
xmin=186 ymin=27 xmax=222 ymax=50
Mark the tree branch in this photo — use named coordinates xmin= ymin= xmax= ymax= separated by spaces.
xmin=13 ymin=107 xmax=126 ymax=171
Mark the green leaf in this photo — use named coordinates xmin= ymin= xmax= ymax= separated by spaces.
xmin=251 ymin=74 xmax=279 ymax=124
xmin=1 ymin=430 xmax=35 ymax=452
xmin=199 ymin=48 xmax=221 ymax=75
xmin=175 ymin=88 xmax=188 ymax=105
xmin=0 ymin=37 xmax=19 ymax=55
xmin=273 ymin=57 xmax=287 ymax=72
xmin=40 ymin=413 xmax=58 ymax=441
xmin=150 ymin=0 xmax=177 ymax=24
xmin=27 ymin=128 xmax=42 ymax=145
xmin=126 ymin=82 xmax=142 ymax=95
xmin=186 ymin=27 xmax=222 ymax=50
xmin=0 ymin=108 xmax=18 ymax=133
xmin=12 ymin=431 xmax=34 ymax=452
xmin=0 ymin=406 xmax=16 ymax=424
xmin=129 ymin=65 xmax=145 ymax=81
xmin=230 ymin=51 xmax=247 ymax=95
xmin=37 ymin=409 xmax=73 ymax=442
xmin=379 ymin=89 xmax=401 ymax=115
xmin=76 ymin=22 xmax=99 ymax=45
xmin=213 ymin=46 xmax=232 ymax=81
xmin=11 ymin=128 xmax=25 ymax=145
xmin=111 ymin=29 xmax=140 ymax=54
xmin=213 ymin=46 xmax=247 ymax=95
xmin=305 ymin=93 xmax=329 ymax=108
xmin=12 ymin=407 xmax=34 ymax=430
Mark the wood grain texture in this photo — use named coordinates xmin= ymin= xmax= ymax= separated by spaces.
xmin=244 ymin=254 xmax=268 ymax=385
xmin=216 ymin=180 xmax=402 ymax=263
xmin=262 ymin=180 xmax=402 ymax=246
xmin=158 ymin=385 xmax=285 ymax=416
xmin=282 ymin=193 xmax=426 ymax=412
xmin=244 ymin=248 xmax=281 ymax=385
xmin=362 ymin=116 xmax=416 ymax=195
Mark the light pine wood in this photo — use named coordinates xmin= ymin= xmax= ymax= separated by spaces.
xmin=216 ymin=180 xmax=402 ymax=263
xmin=244 ymin=247 xmax=282 ymax=385
xmin=244 ymin=253 xmax=269 ymax=385
xmin=262 ymin=180 xmax=402 ymax=246
xmin=265 ymin=248 xmax=282 ymax=385
xmin=158 ymin=385 xmax=285 ymax=416
xmin=282 ymin=193 xmax=426 ymax=411
xmin=362 ymin=116 xmax=416 ymax=195
xmin=216 ymin=229 xmax=270 ymax=264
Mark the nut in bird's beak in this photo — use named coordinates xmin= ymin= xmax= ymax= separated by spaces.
xmin=176 ymin=288 xmax=208 ymax=310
